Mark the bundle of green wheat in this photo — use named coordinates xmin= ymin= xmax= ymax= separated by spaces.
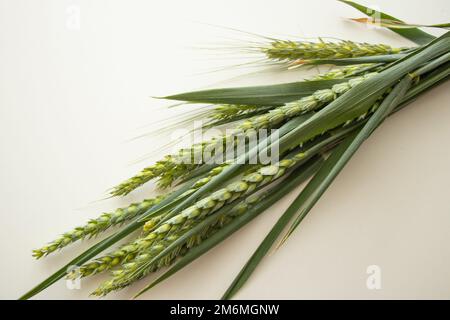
xmin=22 ymin=1 xmax=450 ymax=299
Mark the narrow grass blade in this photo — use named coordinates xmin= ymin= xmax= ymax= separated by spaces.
xmin=340 ymin=0 xmax=436 ymax=45
xmin=133 ymin=157 xmax=324 ymax=298
xmin=163 ymin=79 xmax=348 ymax=106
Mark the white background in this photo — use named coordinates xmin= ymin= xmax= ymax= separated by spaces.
xmin=1 ymin=0 xmax=450 ymax=299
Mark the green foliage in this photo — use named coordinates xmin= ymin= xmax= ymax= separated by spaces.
xmin=23 ymin=2 xmax=449 ymax=300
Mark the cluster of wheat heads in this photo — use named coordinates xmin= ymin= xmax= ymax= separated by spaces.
xmin=23 ymin=1 xmax=450 ymax=299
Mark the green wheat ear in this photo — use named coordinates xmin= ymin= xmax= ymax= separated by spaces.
xmin=32 ymin=196 xmax=165 ymax=259
xmin=262 ymin=39 xmax=404 ymax=62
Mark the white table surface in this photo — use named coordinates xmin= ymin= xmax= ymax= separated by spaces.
xmin=1 ymin=0 xmax=450 ymax=299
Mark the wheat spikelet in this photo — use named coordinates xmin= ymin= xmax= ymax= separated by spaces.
xmin=263 ymin=39 xmax=403 ymax=62
xmin=308 ymin=64 xmax=375 ymax=81
xmin=32 ymin=196 xmax=165 ymax=259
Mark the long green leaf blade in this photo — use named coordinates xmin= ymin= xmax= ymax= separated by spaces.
xmin=163 ymin=79 xmax=347 ymax=106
